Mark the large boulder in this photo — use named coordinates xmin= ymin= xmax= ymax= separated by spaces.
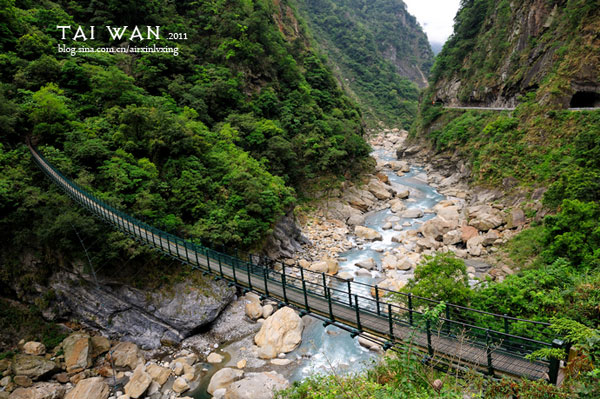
xmin=467 ymin=205 xmax=504 ymax=231
xmin=325 ymin=201 xmax=364 ymax=225
xmin=355 ymin=258 xmax=376 ymax=270
xmin=207 ymin=368 xmax=244 ymax=395
xmin=124 ymin=364 xmax=152 ymax=398
xmin=224 ymin=372 xmax=289 ymax=399
xmin=395 ymin=189 xmax=410 ymax=199
xmin=22 ymin=342 xmax=45 ymax=356
xmin=381 ymin=254 xmax=398 ymax=270
xmin=461 ymin=225 xmax=479 ymax=242
xmin=65 ymin=377 xmax=109 ymax=399
xmin=308 ymin=259 xmax=338 ymax=275
xmin=324 ymin=258 xmax=339 ymax=275
xmin=254 ymin=307 xmax=303 ymax=359
xmin=12 ymin=355 xmax=57 ymax=380
xmin=419 ymin=217 xmax=456 ymax=241
xmin=354 ymin=226 xmax=382 ymax=241
xmin=367 ymin=179 xmax=393 ymax=200
xmin=436 ymin=205 xmax=461 ymax=223
xmin=109 ymin=341 xmax=141 ymax=370
xmin=307 ymin=261 xmax=328 ymax=274
xmin=62 ymin=333 xmax=92 ymax=373
xmin=482 ymin=230 xmax=500 ymax=246
xmin=397 ymin=145 xmax=420 ymax=158
xmin=9 ymin=382 xmax=66 ymax=399
xmin=90 ymin=336 xmax=110 ymax=359
xmin=146 ymin=363 xmax=170 ymax=386
xmin=172 ymin=377 xmax=190 ymax=394
xmin=443 ymin=230 xmax=462 ymax=245
xmin=207 ymin=353 xmax=224 ymax=364
xmin=345 ymin=190 xmax=371 ymax=212
xmin=244 ymin=293 xmax=263 ymax=320
xmin=401 ymin=208 xmax=424 ymax=219
xmin=507 ymin=208 xmax=526 ymax=229
xmin=347 ymin=213 xmax=366 ymax=226
xmin=467 ymin=236 xmax=485 ymax=256
xmin=416 ymin=236 xmax=442 ymax=251
xmin=48 ymin=271 xmax=235 ymax=349
xmin=389 ymin=199 xmax=406 ymax=213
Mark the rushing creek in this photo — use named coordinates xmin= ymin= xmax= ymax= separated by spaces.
xmin=191 ymin=146 xmax=446 ymax=398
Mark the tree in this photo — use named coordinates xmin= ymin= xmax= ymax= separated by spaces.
xmin=402 ymin=252 xmax=471 ymax=305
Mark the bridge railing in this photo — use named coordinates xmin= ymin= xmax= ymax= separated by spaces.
xmin=29 ymin=143 xmax=565 ymax=383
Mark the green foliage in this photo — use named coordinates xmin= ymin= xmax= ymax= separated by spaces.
xmin=483 ymin=378 xmax=575 ymax=399
xmin=276 ymin=347 xmax=464 ymax=399
xmin=548 ymin=317 xmax=600 ymax=358
xmin=277 ymin=343 xmax=580 ymax=399
xmin=473 ymin=258 xmax=574 ymax=321
xmin=543 ymin=200 xmax=600 ymax=269
xmin=0 ymin=299 xmax=67 ymax=350
xmin=0 ymin=0 xmax=370 ymax=262
xmin=295 ymin=0 xmax=431 ymax=127
xmin=402 ymin=253 xmax=470 ymax=305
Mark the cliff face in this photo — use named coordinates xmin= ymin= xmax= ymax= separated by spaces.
xmin=430 ymin=0 xmax=600 ymax=108
xmin=294 ymin=0 xmax=433 ymax=126
xmin=414 ymin=0 xmax=600 ymax=195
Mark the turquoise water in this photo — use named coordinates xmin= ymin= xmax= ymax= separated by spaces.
xmin=331 ymin=148 xmax=445 ymax=302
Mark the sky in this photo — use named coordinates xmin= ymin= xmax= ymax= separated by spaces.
xmin=403 ymin=0 xmax=461 ymax=45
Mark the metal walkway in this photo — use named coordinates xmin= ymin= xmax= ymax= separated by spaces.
xmin=28 ymin=143 xmax=566 ymax=383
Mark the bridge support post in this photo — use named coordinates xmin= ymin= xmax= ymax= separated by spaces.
xmin=175 ymin=237 xmax=181 ymax=259
xmin=327 ymin=288 xmax=334 ymax=322
xmin=151 ymin=228 xmax=157 ymax=248
xmin=300 ymin=267 xmax=309 ymax=312
xmin=263 ymin=268 xmax=269 ymax=297
xmin=375 ymin=287 xmax=381 ymax=316
xmin=548 ymin=339 xmax=564 ymax=385
xmin=165 ymin=233 xmax=171 ymax=256
xmin=246 ymin=262 xmax=252 ymax=291
xmin=486 ymin=330 xmax=494 ymax=376
xmin=347 ymin=281 xmax=352 ymax=306
xmin=195 ymin=247 xmax=202 ymax=270
xmin=206 ymin=248 xmax=211 ymax=271
xmin=184 ymin=240 xmax=190 ymax=263
xmin=218 ymin=254 xmax=224 ymax=278
xmin=503 ymin=314 xmax=509 ymax=334
xmin=321 ymin=273 xmax=327 ymax=297
xmin=408 ymin=293 xmax=413 ymax=326
xmin=445 ymin=306 xmax=450 ymax=335
xmin=426 ymin=319 xmax=433 ymax=356
xmin=231 ymin=255 xmax=237 ymax=284
xmin=388 ymin=303 xmax=394 ymax=340
xmin=354 ymin=295 xmax=362 ymax=332
xmin=281 ymin=267 xmax=287 ymax=304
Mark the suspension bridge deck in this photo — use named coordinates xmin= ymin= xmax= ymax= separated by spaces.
xmin=28 ymin=142 xmax=564 ymax=383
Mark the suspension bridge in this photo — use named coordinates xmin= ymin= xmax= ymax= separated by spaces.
xmin=28 ymin=142 xmax=567 ymax=384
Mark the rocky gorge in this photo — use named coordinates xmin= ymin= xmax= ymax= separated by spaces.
xmin=1 ymin=129 xmax=540 ymax=399
xmin=280 ymin=129 xmax=534 ymax=300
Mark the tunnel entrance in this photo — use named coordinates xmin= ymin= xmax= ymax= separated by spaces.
xmin=570 ymin=91 xmax=600 ymax=108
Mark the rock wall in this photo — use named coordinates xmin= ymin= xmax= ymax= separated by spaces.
xmin=46 ymin=271 xmax=235 ymax=349
xmin=261 ymin=212 xmax=310 ymax=260
xmin=431 ymin=0 xmax=600 ymax=108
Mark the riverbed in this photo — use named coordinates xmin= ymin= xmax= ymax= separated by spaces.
xmin=190 ymin=138 xmax=448 ymax=398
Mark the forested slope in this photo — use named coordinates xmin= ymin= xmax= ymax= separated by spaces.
xmin=413 ymin=0 xmax=600 ymax=330
xmin=0 ymin=0 xmax=371 ymax=287
xmin=294 ymin=0 xmax=433 ymax=127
